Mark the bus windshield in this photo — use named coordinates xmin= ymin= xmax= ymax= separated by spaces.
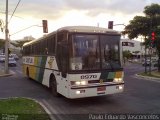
xmin=100 ymin=35 xmax=121 ymax=69
xmin=69 ymin=34 xmax=121 ymax=71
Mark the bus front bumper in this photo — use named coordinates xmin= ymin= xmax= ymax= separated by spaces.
xmin=68 ymin=83 xmax=124 ymax=99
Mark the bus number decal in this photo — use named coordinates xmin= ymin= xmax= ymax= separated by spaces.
xmin=24 ymin=57 xmax=34 ymax=65
xmin=26 ymin=58 xmax=33 ymax=64
xmin=81 ymin=75 xmax=97 ymax=79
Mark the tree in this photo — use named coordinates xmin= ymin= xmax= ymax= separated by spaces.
xmin=123 ymin=3 xmax=160 ymax=71
xmin=123 ymin=50 xmax=132 ymax=60
xmin=144 ymin=4 xmax=160 ymax=17
xmin=122 ymin=16 xmax=150 ymax=39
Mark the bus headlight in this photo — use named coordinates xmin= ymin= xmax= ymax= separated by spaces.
xmin=81 ymin=81 xmax=87 ymax=85
xmin=75 ymin=81 xmax=81 ymax=85
xmin=71 ymin=81 xmax=88 ymax=85
xmin=113 ymin=78 xmax=123 ymax=83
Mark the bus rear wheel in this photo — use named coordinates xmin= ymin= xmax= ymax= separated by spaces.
xmin=50 ymin=76 xmax=59 ymax=96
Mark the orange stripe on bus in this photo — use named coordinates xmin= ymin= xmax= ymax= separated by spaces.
xmin=115 ymin=71 xmax=122 ymax=78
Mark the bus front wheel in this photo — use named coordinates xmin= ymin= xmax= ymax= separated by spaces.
xmin=50 ymin=76 xmax=59 ymax=96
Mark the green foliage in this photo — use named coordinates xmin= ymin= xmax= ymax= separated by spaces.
xmin=144 ymin=3 xmax=160 ymax=16
xmin=154 ymin=27 xmax=160 ymax=50
xmin=0 ymin=98 xmax=50 ymax=120
xmin=123 ymin=50 xmax=132 ymax=59
xmin=0 ymin=39 xmax=5 ymax=49
xmin=142 ymin=38 xmax=151 ymax=48
xmin=123 ymin=3 xmax=160 ymax=71
xmin=138 ymin=71 xmax=160 ymax=78
xmin=123 ymin=3 xmax=160 ymax=40
xmin=122 ymin=16 xmax=150 ymax=39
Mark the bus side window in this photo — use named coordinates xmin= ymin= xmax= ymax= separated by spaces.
xmin=48 ymin=36 xmax=56 ymax=55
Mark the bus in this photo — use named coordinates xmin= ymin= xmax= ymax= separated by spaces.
xmin=22 ymin=26 xmax=124 ymax=99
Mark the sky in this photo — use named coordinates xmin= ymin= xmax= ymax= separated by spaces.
xmin=0 ymin=0 xmax=160 ymax=40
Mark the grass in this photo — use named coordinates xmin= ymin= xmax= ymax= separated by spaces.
xmin=0 ymin=98 xmax=50 ymax=120
xmin=138 ymin=70 xmax=160 ymax=79
xmin=151 ymin=71 xmax=160 ymax=77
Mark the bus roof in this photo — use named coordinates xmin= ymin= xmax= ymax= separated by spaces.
xmin=23 ymin=26 xmax=120 ymax=47
xmin=58 ymin=26 xmax=120 ymax=34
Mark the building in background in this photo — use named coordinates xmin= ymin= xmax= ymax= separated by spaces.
xmin=121 ymin=39 xmax=150 ymax=60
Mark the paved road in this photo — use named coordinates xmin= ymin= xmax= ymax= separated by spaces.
xmin=0 ymin=61 xmax=160 ymax=120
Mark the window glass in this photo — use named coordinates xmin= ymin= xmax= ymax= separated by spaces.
xmin=69 ymin=34 xmax=121 ymax=71
xmin=70 ymin=34 xmax=100 ymax=70
xmin=48 ymin=36 xmax=56 ymax=54
xmin=100 ymin=35 xmax=121 ymax=69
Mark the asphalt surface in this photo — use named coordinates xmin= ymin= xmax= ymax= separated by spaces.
xmin=0 ymin=61 xmax=160 ymax=120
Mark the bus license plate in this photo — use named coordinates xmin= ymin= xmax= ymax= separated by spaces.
xmin=97 ymin=86 xmax=106 ymax=91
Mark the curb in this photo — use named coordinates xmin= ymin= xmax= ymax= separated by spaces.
xmin=0 ymin=71 xmax=15 ymax=77
xmin=135 ymin=74 xmax=160 ymax=83
xmin=30 ymin=98 xmax=55 ymax=120
xmin=22 ymin=98 xmax=55 ymax=120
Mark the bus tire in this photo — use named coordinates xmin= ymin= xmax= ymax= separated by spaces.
xmin=50 ymin=75 xmax=59 ymax=97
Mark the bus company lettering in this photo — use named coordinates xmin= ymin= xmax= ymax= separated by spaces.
xmin=81 ymin=75 xmax=97 ymax=79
